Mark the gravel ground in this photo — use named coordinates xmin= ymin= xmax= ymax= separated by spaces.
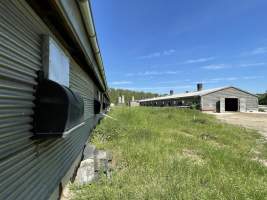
xmin=207 ymin=112 xmax=267 ymax=139
xmin=207 ymin=112 xmax=267 ymax=167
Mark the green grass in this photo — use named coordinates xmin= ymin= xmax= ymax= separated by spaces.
xmin=72 ymin=107 xmax=267 ymax=200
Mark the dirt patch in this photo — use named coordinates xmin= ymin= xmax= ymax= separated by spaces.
xmin=250 ymin=148 xmax=267 ymax=167
xmin=207 ymin=112 xmax=267 ymax=139
xmin=182 ymin=132 xmax=195 ymax=138
xmin=252 ymin=157 xmax=267 ymax=167
xmin=200 ymin=133 xmax=217 ymax=141
xmin=182 ymin=149 xmax=205 ymax=165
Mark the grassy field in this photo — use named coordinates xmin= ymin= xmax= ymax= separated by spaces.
xmin=72 ymin=107 xmax=267 ymax=200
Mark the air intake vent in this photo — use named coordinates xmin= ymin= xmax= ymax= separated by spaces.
xmin=33 ymin=80 xmax=84 ymax=137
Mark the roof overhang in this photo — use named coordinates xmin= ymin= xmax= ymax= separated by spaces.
xmin=26 ymin=0 xmax=109 ymax=99
xmin=139 ymin=95 xmax=200 ymax=103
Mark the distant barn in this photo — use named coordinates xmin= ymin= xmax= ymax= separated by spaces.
xmin=139 ymin=84 xmax=258 ymax=112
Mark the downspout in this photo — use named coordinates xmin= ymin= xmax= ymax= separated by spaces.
xmin=78 ymin=0 xmax=109 ymax=98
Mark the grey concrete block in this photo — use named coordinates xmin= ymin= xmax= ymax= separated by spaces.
xmin=74 ymin=146 xmax=113 ymax=185
xmin=83 ymin=144 xmax=96 ymax=160
xmin=75 ymin=158 xmax=95 ymax=185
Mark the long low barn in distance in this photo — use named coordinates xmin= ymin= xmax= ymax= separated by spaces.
xmin=139 ymin=84 xmax=258 ymax=112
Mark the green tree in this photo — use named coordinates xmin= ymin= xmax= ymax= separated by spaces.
xmin=108 ymin=88 xmax=159 ymax=105
xmin=259 ymin=93 xmax=267 ymax=105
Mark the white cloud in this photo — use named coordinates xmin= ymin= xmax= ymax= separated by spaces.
xmin=209 ymin=78 xmax=224 ymax=82
xmin=120 ymin=85 xmax=192 ymax=91
xmin=138 ymin=52 xmax=161 ymax=59
xmin=242 ymin=75 xmax=264 ymax=80
xmin=194 ymin=76 xmax=263 ymax=84
xmin=239 ymin=62 xmax=266 ymax=67
xmin=241 ymin=47 xmax=267 ymax=56
xmin=202 ymin=64 xmax=227 ymax=70
xmin=125 ymin=73 xmax=134 ymax=77
xmin=137 ymin=49 xmax=176 ymax=59
xmin=202 ymin=62 xmax=265 ymax=70
xmin=184 ymin=57 xmax=215 ymax=64
xmin=143 ymin=71 xmax=161 ymax=76
xmin=163 ymin=49 xmax=176 ymax=55
xmin=159 ymin=79 xmax=191 ymax=84
xmin=126 ymin=70 xmax=180 ymax=77
xmin=249 ymin=47 xmax=267 ymax=55
xmin=225 ymin=77 xmax=238 ymax=81
xmin=159 ymin=80 xmax=178 ymax=84
xmin=110 ymin=81 xmax=132 ymax=85
xmin=165 ymin=70 xmax=180 ymax=74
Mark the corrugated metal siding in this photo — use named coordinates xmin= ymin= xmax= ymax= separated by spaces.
xmin=201 ymin=87 xmax=258 ymax=111
xmin=0 ymin=1 xmax=99 ymax=199
xmin=70 ymin=61 xmax=97 ymax=119
xmin=0 ymin=0 xmax=41 ymax=166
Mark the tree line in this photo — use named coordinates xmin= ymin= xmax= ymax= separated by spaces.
xmin=258 ymin=92 xmax=267 ymax=105
xmin=108 ymin=88 xmax=159 ymax=104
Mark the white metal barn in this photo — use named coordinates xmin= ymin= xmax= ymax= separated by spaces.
xmin=139 ymin=85 xmax=258 ymax=112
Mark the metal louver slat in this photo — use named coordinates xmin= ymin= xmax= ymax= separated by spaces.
xmin=70 ymin=61 xmax=96 ymax=119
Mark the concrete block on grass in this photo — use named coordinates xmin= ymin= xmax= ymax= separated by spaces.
xmin=75 ymin=158 xmax=95 ymax=185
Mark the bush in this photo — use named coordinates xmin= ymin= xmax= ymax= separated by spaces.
xmin=259 ymin=93 xmax=267 ymax=105
xmin=190 ymin=103 xmax=200 ymax=110
xmin=259 ymin=108 xmax=266 ymax=112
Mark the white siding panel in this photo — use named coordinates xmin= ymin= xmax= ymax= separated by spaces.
xmin=201 ymin=88 xmax=258 ymax=112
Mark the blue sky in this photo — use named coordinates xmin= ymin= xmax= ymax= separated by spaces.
xmin=91 ymin=0 xmax=267 ymax=94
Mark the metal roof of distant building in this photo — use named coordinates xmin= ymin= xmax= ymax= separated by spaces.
xmin=138 ymin=86 xmax=257 ymax=102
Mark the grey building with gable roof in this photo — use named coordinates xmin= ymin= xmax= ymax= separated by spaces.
xmin=139 ymin=85 xmax=258 ymax=112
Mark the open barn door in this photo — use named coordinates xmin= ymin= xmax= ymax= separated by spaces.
xmin=239 ymin=98 xmax=246 ymax=112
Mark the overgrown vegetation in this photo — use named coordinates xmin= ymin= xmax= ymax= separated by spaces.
xmin=72 ymin=107 xmax=267 ymax=200
xmin=108 ymin=88 xmax=159 ymax=104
